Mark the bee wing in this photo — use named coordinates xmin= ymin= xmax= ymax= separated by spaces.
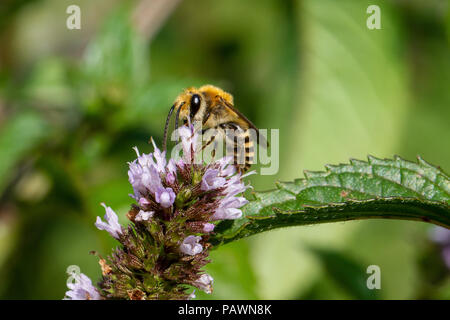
xmin=221 ymin=99 xmax=269 ymax=148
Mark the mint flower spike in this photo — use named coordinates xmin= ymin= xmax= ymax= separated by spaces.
xmin=84 ymin=125 xmax=254 ymax=299
xmin=64 ymin=273 xmax=101 ymax=300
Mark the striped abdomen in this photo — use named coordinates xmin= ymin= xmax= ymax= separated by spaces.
xmin=231 ymin=128 xmax=255 ymax=173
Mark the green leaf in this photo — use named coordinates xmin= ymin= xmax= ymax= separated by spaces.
xmin=80 ymin=5 xmax=148 ymax=107
xmin=306 ymin=247 xmax=380 ymax=300
xmin=212 ymin=156 xmax=450 ymax=246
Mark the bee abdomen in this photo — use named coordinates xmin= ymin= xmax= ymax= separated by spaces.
xmin=233 ymin=130 xmax=255 ymax=173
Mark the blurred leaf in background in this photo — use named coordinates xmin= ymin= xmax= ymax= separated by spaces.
xmin=301 ymin=247 xmax=380 ymax=300
xmin=0 ymin=112 xmax=49 ymax=194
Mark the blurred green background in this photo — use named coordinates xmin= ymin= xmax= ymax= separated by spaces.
xmin=0 ymin=0 xmax=449 ymax=299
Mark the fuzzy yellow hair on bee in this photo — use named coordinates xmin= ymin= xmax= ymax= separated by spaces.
xmin=163 ymin=85 xmax=266 ymax=172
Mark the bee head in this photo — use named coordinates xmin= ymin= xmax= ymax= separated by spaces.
xmin=162 ymin=85 xmax=234 ymax=151
xmin=173 ymin=89 xmax=204 ymax=125
xmin=189 ymin=94 xmax=201 ymax=120
xmin=162 ymin=88 xmax=205 ymax=151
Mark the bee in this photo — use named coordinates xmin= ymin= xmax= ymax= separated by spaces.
xmin=163 ymin=85 xmax=266 ymax=172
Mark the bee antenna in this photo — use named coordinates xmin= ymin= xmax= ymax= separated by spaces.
xmin=163 ymin=104 xmax=175 ymax=152
xmin=175 ymin=102 xmax=184 ymax=132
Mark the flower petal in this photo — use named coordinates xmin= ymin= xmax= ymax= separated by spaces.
xmin=95 ymin=204 xmax=122 ymax=239
xmin=135 ymin=210 xmax=154 ymax=222
xmin=180 ymin=235 xmax=203 ymax=255
xmin=193 ymin=274 xmax=213 ymax=294
xmin=155 ymin=187 xmax=176 ymax=208
xmin=64 ymin=272 xmax=100 ymax=300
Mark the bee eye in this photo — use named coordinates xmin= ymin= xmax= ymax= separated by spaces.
xmin=190 ymin=94 xmax=201 ymax=118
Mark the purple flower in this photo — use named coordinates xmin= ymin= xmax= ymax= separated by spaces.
xmin=193 ymin=274 xmax=214 ymax=294
xmin=95 ymin=203 xmax=122 ymax=239
xmin=165 ymin=159 xmax=177 ymax=184
xmin=430 ymin=227 xmax=450 ymax=245
xmin=223 ymin=172 xmax=254 ymax=196
xmin=178 ymin=125 xmax=199 ymax=163
xmin=167 ymin=158 xmax=177 ymax=175
xmin=443 ymin=247 xmax=450 ymax=269
xmin=128 ymin=148 xmax=163 ymax=198
xmin=217 ymin=155 xmax=236 ymax=176
xmin=201 ymin=168 xmax=226 ymax=191
xmin=64 ymin=273 xmax=100 ymax=300
xmin=67 ymin=120 xmax=257 ymax=299
xmin=166 ymin=172 xmax=176 ymax=185
xmin=134 ymin=147 xmax=156 ymax=169
xmin=178 ymin=126 xmax=251 ymax=220
xmin=188 ymin=290 xmax=196 ymax=300
xmin=124 ymin=125 xmax=254 ymax=295
xmin=180 ymin=235 xmax=203 ymax=255
xmin=150 ymin=138 xmax=167 ymax=173
xmin=430 ymin=226 xmax=450 ymax=269
xmin=203 ymin=223 xmax=215 ymax=233
xmin=128 ymin=161 xmax=146 ymax=197
xmin=155 ymin=187 xmax=176 ymax=208
xmin=135 ymin=210 xmax=154 ymax=222
xmin=211 ymin=196 xmax=248 ymax=220
xmin=138 ymin=197 xmax=150 ymax=207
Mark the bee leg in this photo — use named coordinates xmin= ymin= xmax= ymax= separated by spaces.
xmin=242 ymin=163 xmax=251 ymax=173
xmin=201 ymin=134 xmax=218 ymax=160
xmin=235 ymin=162 xmax=250 ymax=174
xmin=201 ymin=135 xmax=216 ymax=151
